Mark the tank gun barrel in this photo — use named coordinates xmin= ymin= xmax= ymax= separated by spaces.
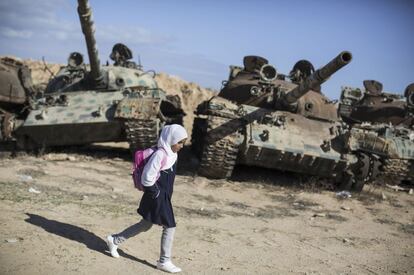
xmin=283 ymin=51 xmax=352 ymax=105
xmin=77 ymin=0 xmax=103 ymax=84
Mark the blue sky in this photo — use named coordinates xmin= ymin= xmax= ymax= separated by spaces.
xmin=1 ymin=0 xmax=413 ymax=99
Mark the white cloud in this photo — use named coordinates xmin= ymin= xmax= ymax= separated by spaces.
xmin=0 ymin=0 xmax=75 ymax=41
xmin=0 ymin=27 xmax=33 ymax=39
xmin=0 ymin=0 xmax=222 ymax=89
xmin=97 ymin=25 xmax=174 ymax=46
xmin=0 ymin=0 xmax=68 ymax=28
xmin=0 ymin=0 xmax=174 ymax=46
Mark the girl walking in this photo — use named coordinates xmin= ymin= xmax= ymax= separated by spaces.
xmin=107 ymin=124 xmax=188 ymax=273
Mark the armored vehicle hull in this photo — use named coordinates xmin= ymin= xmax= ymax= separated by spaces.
xmin=339 ymin=82 xmax=414 ymax=183
xmin=1 ymin=0 xmax=184 ymax=153
xmin=339 ymin=81 xmax=414 ymax=127
xmin=193 ymin=52 xmax=382 ymax=191
xmin=0 ymin=56 xmax=38 ymax=145
xmin=13 ymin=87 xmax=179 ymax=151
xmin=193 ymin=97 xmax=351 ymax=179
xmin=346 ymin=124 xmax=414 ymax=183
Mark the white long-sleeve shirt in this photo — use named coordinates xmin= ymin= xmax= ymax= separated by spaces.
xmin=141 ymin=150 xmax=165 ymax=187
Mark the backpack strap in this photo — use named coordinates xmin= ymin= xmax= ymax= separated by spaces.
xmin=157 ymin=147 xmax=168 ymax=170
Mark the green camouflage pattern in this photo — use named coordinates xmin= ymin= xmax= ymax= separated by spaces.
xmin=338 ymin=81 xmax=414 ymax=182
xmin=14 ymin=86 xmax=168 ymax=147
xmin=115 ymin=97 xmax=162 ymax=120
xmin=1 ymin=0 xmax=184 ymax=151
xmin=348 ymin=125 xmax=414 ymax=160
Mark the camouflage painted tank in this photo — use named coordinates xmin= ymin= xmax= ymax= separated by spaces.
xmin=339 ymin=80 xmax=414 ymax=127
xmin=192 ymin=51 xmax=382 ymax=191
xmin=339 ymin=81 xmax=414 ymax=183
xmin=1 ymin=0 xmax=184 ymax=152
xmin=0 ymin=56 xmax=38 ymax=148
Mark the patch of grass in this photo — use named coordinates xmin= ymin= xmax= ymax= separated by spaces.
xmin=375 ymin=218 xmax=398 ymax=225
xmin=175 ymin=206 xmax=223 ymax=219
xmin=255 ymin=205 xmax=298 ymax=219
xmin=389 ymin=199 xmax=404 ymax=208
xmin=222 ymin=210 xmax=252 ymax=217
xmin=192 ymin=194 xmax=220 ymax=203
xmin=326 ymin=214 xmax=348 ymax=222
xmin=375 ymin=218 xmax=414 ymax=235
xmin=0 ymin=180 xmax=135 ymax=217
xmin=268 ymin=193 xmax=296 ymax=203
xmin=17 ymin=168 xmax=47 ymax=178
xmin=227 ymin=201 xmax=251 ymax=210
xmin=292 ymin=199 xmax=320 ymax=211
xmin=356 ymin=192 xmax=384 ymax=206
xmin=400 ymin=224 xmax=414 ymax=235
xmin=0 ymin=181 xmax=33 ymax=203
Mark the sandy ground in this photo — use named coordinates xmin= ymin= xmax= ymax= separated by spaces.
xmin=0 ymin=144 xmax=413 ymax=275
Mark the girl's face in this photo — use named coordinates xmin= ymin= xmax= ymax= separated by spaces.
xmin=171 ymin=138 xmax=187 ymax=153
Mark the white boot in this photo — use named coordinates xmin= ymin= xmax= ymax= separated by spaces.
xmin=157 ymin=261 xmax=182 ymax=273
xmin=106 ymin=235 xmax=120 ymax=258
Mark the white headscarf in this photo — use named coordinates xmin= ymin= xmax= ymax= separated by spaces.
xmin=142 ymin=124 xmax=188 ymax=187
xmin=157 ymin=124 xmax=188 ymax=170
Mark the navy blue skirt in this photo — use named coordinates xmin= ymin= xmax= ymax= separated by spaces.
xmin=137 ymin=163 xmax=176 ymax=228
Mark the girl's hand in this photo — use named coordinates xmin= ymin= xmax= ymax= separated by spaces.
xmin=144 ymin=185 xmax=160 ymax=199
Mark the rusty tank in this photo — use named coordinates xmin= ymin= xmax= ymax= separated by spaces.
xmin=338 ymin=81 xmax=414 ymax=184
xmin=339 ymin=80 xmax=414 ymax=127
xmin=0 ymin=56 xmax=39 ymax=148
xmin=192 ymin=51 xmax=382 ymax=191
xmin=0 ymin=0 xmax=184 ymax=153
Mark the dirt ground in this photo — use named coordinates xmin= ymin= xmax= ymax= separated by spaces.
xmin=0 ymin=144 xmax=413 ymax=275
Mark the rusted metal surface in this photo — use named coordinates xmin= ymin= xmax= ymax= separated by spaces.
xmin=1 ymin=0 xmax=184 ymax=152
xmin=219 ymin=52 xmax=352 ymax=122
xmin=339 ymin=83 xmax=414 ymax=127
xmin=115 ymin=98 xmax=161 ymax=119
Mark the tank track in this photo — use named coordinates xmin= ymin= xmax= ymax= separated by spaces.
xmin=380 ymin=159 xmax=414 ymax=182
xmin=197 ymin=115 xmax=241 ymax=179
xmin=191 ymin=117 xmax=207 ymax=159
xmin=338 ymin=152 xmax=381 ymax=192
xmin=125 ymin=119 xmax=159 ymax=153
xmin=352 ymin=153 xmax=381 ymax=192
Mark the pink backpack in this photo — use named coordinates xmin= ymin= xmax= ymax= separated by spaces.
xmin=132 ymin=147 xmax=167 ymax=191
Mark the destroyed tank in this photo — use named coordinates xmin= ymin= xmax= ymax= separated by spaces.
xmin=0 ymin=56 xmax=39 ymax=148
xmin=0 ymin=0 xmax=184 ymax=152
xmin=192 ymin=51 xmax=382 ymax=191
xmin=339 ymin=80 xmax=414 ymax=127
xmin=338 ymin=81 xmax=414 ymax=183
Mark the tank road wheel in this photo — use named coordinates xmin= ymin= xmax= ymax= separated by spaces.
xmin=0 ymin=110 xmax=18 ymax=152
xmin=191 ymin=117 xmax=208 ymax=159
xmin=348 ymin=153 xmax=381 ymax=192
xmin=15 ymin=134 xmax=43 ymax=155
xmin=198 ymin=116 xmax=241 ymax=179
xmin=125 ymin=119 xmax=160 ymax=153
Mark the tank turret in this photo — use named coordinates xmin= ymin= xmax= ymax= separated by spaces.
xmin=218 ymin=51 xmax=352 ymax=122
xmin=339 ymin=80 xmax=414 ymax=127
xmin=1 ymin=0 xmax=185 ymax=153
xmin=192 ymin=50 xmax=383 ymax=192
xmin=280 ymin=51 xmax=352 ymax=109
xmin=77 ymin=0 xmax=104 ymax=86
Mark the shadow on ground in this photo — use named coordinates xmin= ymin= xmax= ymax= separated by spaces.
xmin=49 ymin=144 xmax=132 ymax=161
xmin=24 ymin=213 xmax=156 ymax=269
xmin=7 ymin=142 xmax=334 ymax=191
xmin=176 ymin=146 xmax=335 ymax=191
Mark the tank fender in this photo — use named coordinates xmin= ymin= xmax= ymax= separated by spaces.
xmin=114 ymin=97 xmax=161 ymax=120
